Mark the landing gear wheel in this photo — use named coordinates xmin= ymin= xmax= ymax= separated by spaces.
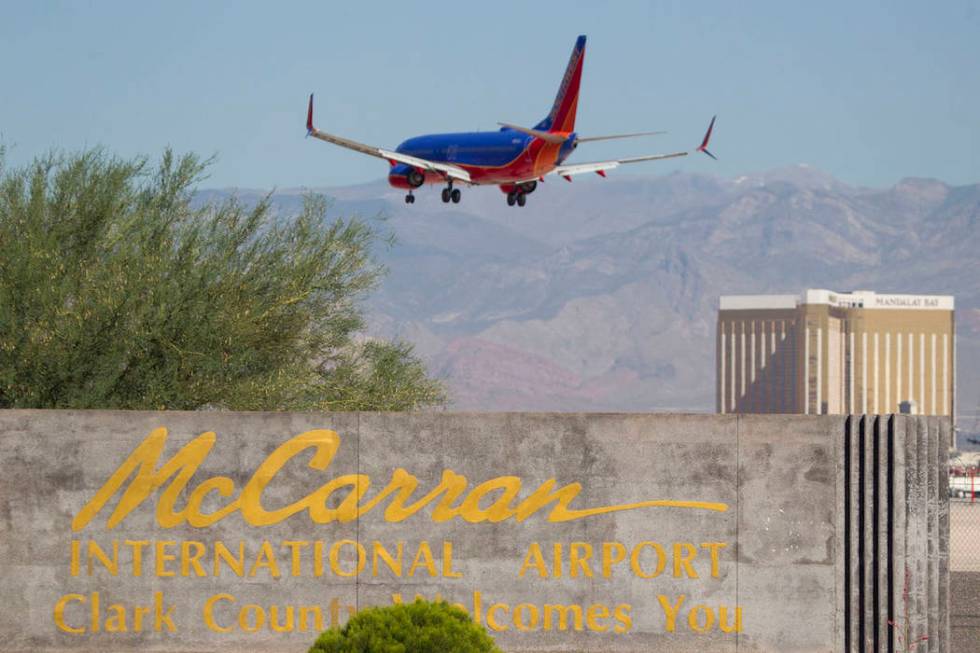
xmin=451 ymin=188 xmax=461 ymax=203
xmin=507 ymin=192 xmax=517 ymax=206
xmin=441 ymin=188 xmax=451 ymax=203
xmin=516 ymin=192 xmax=527 ymax=207
xmin=405 ymin=193 xmax=415 ymax=204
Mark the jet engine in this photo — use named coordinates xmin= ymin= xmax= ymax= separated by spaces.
xmin=387 ymin=163 xmax=425 ymax=189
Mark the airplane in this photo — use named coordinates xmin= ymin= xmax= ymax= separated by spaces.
xmin=305 ymin=35 xmax=716 ymax=207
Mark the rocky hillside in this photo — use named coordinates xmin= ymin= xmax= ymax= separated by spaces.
xmin=199 ymin=165 xmax=980 ymax=421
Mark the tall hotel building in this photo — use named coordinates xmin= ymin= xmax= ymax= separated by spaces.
xmin=716 ymin=290 xmax=954 ymax=418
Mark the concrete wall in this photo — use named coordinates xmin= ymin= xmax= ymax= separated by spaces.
xmin=842 ymin=415 xmax=950 ymax=652
xmin=0 ymin=411 xmax=947 ymax=652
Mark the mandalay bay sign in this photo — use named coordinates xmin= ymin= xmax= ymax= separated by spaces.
xmin=0 ymin=411 xmax=850 ymax=652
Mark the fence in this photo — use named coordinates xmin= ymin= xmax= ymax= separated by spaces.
xmin=949 ymin=465 xmax=980 ymax=652
xmin=950 ymin=466 xmax=980 ymax=572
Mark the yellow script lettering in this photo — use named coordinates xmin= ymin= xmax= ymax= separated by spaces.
xmin=73 ymin=428 xmax=729 ymax=530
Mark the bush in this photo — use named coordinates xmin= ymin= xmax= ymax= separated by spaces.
xmin=308 ymin=600 xmax=502 ymax=653
xmin=0 ymin=148 xmax=446 ymax=410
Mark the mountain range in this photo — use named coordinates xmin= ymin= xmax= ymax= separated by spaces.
xmin=198 ymin=164 xmax=980 ymax=433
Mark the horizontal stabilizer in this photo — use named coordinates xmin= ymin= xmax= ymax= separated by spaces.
xmin=497 ymin=123 xmax=569 ymax=144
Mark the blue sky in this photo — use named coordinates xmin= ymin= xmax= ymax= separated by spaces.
xmin=1 ymin=1 xmax=978 ymax=189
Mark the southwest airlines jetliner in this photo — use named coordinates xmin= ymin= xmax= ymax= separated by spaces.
xmin=306 ymin=35 xmax=716 ymax=207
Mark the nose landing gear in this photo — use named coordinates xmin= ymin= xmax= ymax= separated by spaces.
xmin=404 ymin=169 xmax=423 ymax=205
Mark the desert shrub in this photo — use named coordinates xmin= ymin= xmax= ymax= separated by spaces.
xmin=0 ymin=148 xmax=445 ymax=410
xmin=308 ymin=600 xmax=502 ymax=653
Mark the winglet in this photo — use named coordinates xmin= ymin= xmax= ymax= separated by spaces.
xmin=696 ymin=115 xmax=717 ymax=160
xmin=306 ymin=94 xmax=315 ymax=136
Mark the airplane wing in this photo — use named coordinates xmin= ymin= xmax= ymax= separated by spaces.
xmin=376 ymin=149 xmax=471 ymax=183
xmin=575 ymin=130 xmax=666 ymax=143
xmin=551 ymin=152 xmax=687 ymax=180
xmin=498 ymin=123 xmax=666 ymax=144
xmin=549 ymin=116 xmax=717 ymax=181
xmin=306 ymin=94 xmax=471 ymax=183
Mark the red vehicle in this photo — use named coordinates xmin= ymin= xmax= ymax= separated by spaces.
xmin=950 ymin=470 xmax=979 ymax=499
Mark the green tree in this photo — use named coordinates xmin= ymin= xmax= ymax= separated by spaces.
xmin=308 ymin=600 xmax=502 ymax=653
xmin=0 ymin=148 xmax=446 ymax=410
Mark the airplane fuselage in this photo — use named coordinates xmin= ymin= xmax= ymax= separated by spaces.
xmin=388 ymin=129 xmax=576 ymax=189
xmin=306 ymin=35 xmax=715 ymax=207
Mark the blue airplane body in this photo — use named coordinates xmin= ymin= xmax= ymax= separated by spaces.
xmin=306 ymin=35 xmax=716 ymax=206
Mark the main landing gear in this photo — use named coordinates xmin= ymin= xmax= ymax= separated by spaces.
xmin=404 ymin=183 xmax=460 ymax=205
xmin=505 ymin=181 xmax=535 ymax=208
xmin=441 ymin=184 xmax=461 ymax=204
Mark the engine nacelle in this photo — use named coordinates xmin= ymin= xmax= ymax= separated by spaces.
xmin=388 ymin=163 xmax=425 ymax=189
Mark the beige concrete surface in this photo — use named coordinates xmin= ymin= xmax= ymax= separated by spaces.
xmin=0 ymin=411 xmax=948 ymax=652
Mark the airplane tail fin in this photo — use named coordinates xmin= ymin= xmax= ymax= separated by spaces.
xmin=534 ymin=35 xmax=586 ymax=133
